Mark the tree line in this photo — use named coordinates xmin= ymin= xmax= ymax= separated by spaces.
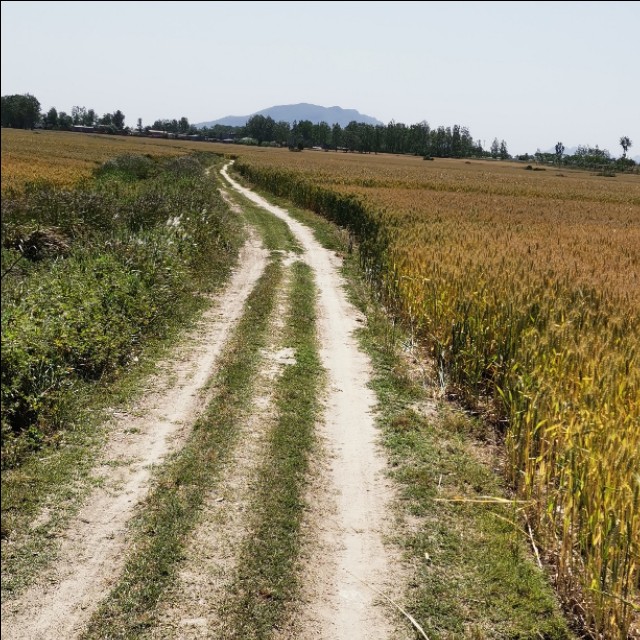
xmin=1 ymin=93 xmax=634 ymax=167
xmin=0 ymin=93 xmax=504 ymax=159
xmin=1 ymin=94 xmax=127 ymax=134
xmin=517 ymin=137 xmax=634 ymax=170
xmin=210 ymin=114 xmax=508 ymax=159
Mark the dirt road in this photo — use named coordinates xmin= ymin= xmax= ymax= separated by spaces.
xmin=2 ymin=167 xmax=402 ymax=639
xmin=1 ymin=233 xmax=269 ymax=639
xmin=221 ymin=165 xmax=400 ymax=639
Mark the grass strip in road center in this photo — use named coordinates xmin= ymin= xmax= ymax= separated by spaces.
xmin=82 ymin=260 xmax=283 ymax=639
xmin=220 ymin=260 xmax=323 ymax=639
xmin=239 ymin=198 xmax=302 ymax=254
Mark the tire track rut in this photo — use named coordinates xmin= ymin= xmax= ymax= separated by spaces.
xmin=150 ymin=266 xmax=293 ymax=639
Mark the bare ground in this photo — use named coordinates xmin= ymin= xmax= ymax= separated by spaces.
xmin=0 ymin=232 xmax=268 ymax=640
xmin=222 ymin=165 xmax=406 ymax=640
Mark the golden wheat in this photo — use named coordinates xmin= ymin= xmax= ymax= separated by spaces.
xmin=5 ymin=131 xmax=638 ymax=636
xmin=1 ymin=129 xmax=212 ymax=192
xmin=234 ymin=149 xmax=640 ymax=638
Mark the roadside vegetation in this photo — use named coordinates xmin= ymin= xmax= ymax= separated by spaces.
xmin=83 ymin=187 xmax=322 ymax=638
xmin=1 ymin=150 xmax=242 ymax=470
xmin=355 ymin=262 xmax=574 ymax=639
xmin=82 ymin=260 xmax=284 ymax=638
xmin=241 ymin=185 xmax=576 ymax=638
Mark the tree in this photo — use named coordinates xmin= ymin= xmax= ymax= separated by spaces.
xmin=313 ymin=121 xmax=331 ymax=147
xmin=295 ymin=119 xmax=314 ymax=147
xmin=499 ymin=140 xmax=509 ymax=160
xmin=555 ymin=141 xmax=565 ymax=166
xmin=246 ymin=114 xmax=271 ymax=145
xmin=136 ymin=117 xmax=143 ymax=133
xmin=44 ymin=106 xmax=58 ymax=129
xmin=359 ymin=123 xmax=375 ymax=153
xmin=272 ymin=120 xmax=290 ymax=145
xmin=460 ymin=127 xmax=475 ymax=157
xmin=178 ymin=116 xmax=190 ymax=134
xmin=57 ymin=111 xmax=73 ymax=130
xmin=407 ymin=121 xmax=429 ymax=155
xmin=72 ymin=106 xmax=86 ymax=125
xmin=331 ymin=123 xmax=343 ymax=149
xmin=619 ymin=136 xmax=632 ymax=158
xmin=1 ymin=93 xmax=41 ymax=128
xmin=490 ymin=138 xmax=500 ymax=159
xmin=113 ymin=110 xmax=125 ymax=130
xmin=571 ymin=144 xmax=611 ymax=168
xmin=373 ymin=125 xmax=384 ymax=154
xmin=84 ymin=108 xmax=96 ymax=126
xmin=343 ymin=121 xmax=362 ymax=152
xmin=451 ymin=124 xmax=462 ymax=157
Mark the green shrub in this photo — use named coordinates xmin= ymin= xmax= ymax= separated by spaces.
xmin=1 ymin=153 xmax=242 ymax=468
xmin=94 ymin=153 xmax=156 ymax=181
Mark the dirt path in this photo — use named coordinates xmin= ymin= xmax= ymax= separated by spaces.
xmin=222 ymin=165 xmax=401 ymax=639
xmin=0 ymin=233 xmax=268 ymax=640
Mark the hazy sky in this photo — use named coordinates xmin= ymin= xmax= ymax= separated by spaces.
xmin=2 ymin=0 xmax=638 ymax=155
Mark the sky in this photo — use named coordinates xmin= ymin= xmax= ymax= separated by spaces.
xmin=1 ymin=0 xmax=638 ymax=156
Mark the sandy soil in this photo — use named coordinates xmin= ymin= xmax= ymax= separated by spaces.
xmin=0 ymin=232 xmax=268 ymax=640
xmin=222 ymin=165 xmax=403 ymax=640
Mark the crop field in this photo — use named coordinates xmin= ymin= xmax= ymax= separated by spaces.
xmin=2 ymin=128 xmax=638 ymax=636
xmin=234 ymin=149 xmax=640 ymax=637
xmin=1 ymin=129 xmax=211 ymax=192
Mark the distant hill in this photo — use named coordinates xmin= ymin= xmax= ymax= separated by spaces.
xmin=196 ymin=103 xmax=384 ymax=128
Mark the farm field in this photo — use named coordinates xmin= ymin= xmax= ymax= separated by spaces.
xmin=233 ymin=148 xmax=640 ymax=637
xmin=1 ymin=128 xmax=212 ymax=192
xmin=1 ymin=130 xmax=243 ymax=467
xmin=1 ymin=128 xmax=636 ymax=638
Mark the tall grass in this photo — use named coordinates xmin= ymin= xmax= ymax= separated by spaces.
xmin=1 ymin=152 xmax=241 ymax=468
xmin=234 ymin=156 xmax=640 ymax=638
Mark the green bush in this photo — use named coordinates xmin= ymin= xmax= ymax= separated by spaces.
xmin=95 ymin=153 xmax=156 ymax=181
xmin=1 ymin=152 xmax=242 ymax=468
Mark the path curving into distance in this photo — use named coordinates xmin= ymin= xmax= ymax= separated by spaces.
xmin=222 ymin=163 xmax=400 ymax=640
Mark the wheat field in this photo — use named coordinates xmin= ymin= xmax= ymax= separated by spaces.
xmin=1 ymin=129 xmax=209 ymax=191
xmin=3 ymin=131 xmax=638 ymax=636
xmin=234 ymin=149 xmax=640 ymax=637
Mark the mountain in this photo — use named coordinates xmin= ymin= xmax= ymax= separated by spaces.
xmin=196 ymin=103 xmax=384 ymax=128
